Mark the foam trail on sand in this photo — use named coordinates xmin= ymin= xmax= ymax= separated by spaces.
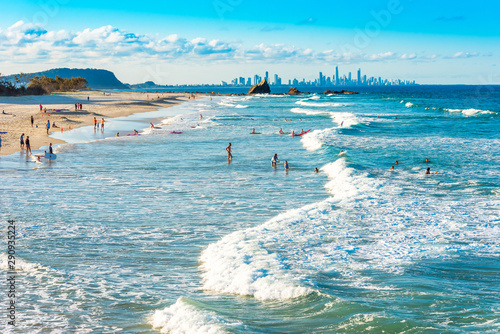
xmin=149 ymin=298 xmax=231 ymax=334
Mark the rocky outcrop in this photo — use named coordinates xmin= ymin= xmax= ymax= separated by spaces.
xmin=288 ymin=87 xmax=301 ymax=95
xmin=321 ymin=90 xmax=359 ymax=95
xmin=248 ymin=79 xmax=271 ymax=94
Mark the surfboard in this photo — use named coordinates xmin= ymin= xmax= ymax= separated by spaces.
xmin=279 ymin=132 xmax=290 ymax=135
xmin=153 ymin=126 xmax=162 ymax=129
xmin=292 ymin=129 xmax=312 ymax=137
xmin=170 ymin=131 xmax=182 ymax=134
xmin=45 ymin=152 xmax=57 ymax=160
xmin=249 ymin=132 xmax=261 ymax=134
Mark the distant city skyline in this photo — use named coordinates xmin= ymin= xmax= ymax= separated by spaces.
xmin=223 ymin=66 xmax=416 ymax=87
xmin=0 ymin=1 xmax=498 ymax=85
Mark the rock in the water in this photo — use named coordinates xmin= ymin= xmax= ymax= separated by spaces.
xmin=321 ymin=90 xmax=359 ymax=95
xmin=288 ymin=87 xmax=301 ymax=95
xmin=248 ymin=79 xmax=271 ymax=94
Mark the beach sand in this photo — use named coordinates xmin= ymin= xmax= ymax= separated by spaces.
xmin=0 ymin=90 xmax=195 ymax=156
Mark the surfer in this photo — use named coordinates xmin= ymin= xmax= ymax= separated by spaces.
xmin=314 ymin=167 xmax=319 ymax=173
xmin=292 ymin=131 xmax=295 ymax=137
xmin=116 ymin=132 xmax=119 ymax=137
xmin=200 ymin=114 xmax=203 ymax=120
xmin=49 ymin=143 xmax=53 ymax=154
xmin=338 ymin=150 xmax=345 ymax=156
xmin=425 ymin=158 xmax=430 ymax=163
xmin=279 ymin=128 xmax=283 ymax=134
xmin=226 ymin=143 xmax=232 ymax=160
xmin=251 ymin=128 xmax=255 ymax=134
xmin=150 ymin=122 xmax=155 ymax=128
xmin=283 ymin=161 xmax=289 ymax=170
xmin=395 ymin=160 xmax=399 ymax=165
xmin=133 ymin=129 xmax=139 ymax=135
xmin=426 ymin=167 xmax=438 ymax=174
xmin=271 ymin=154 xmax=279 ymax=167
xmin=390 ymin=166 xmax=395 ymax=170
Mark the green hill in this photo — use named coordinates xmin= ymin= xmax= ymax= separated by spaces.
xmin=2 ymin=68 xmax=129 ymax=89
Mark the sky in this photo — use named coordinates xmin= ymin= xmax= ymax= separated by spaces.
xmin=0 ymin=0 xmax=499 ymax=85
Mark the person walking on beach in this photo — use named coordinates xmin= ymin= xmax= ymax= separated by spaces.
xmin=94 ymin=117 xmax=97 ymax=129
xmin=75 ymin=103 xmax=78 ymax=111
xmin=31 ymin=115 xmax=34 ymax=127
xmin=271 ymin=153 xmax=279 ymax=167
xmin=226 ymin=143 xmax=232 ymax=160
xmin=20 ymin=133 xmax=24 ymax=149
xmin=39 ymin=104 xmax=42 ymax=112
xmin=25 ymin=136 xmax=31 ymax=155
xmin=46 ymin=120 xmax=51 ymax=134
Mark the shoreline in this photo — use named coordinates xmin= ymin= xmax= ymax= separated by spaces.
xmin=0 ymin=90 xmax=201 ymax=157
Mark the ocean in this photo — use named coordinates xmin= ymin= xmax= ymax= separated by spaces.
xmin=1 ymin=85 xmax=499 ymax=333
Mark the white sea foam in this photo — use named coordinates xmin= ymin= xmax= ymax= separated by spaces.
xmin=300 ymin=128 xmax=337 ymax=151
xmin=149 ymin=298 xmax=230 ymax=334
xmin=0 ymin=253 xmax=44 ymax=272
xmin=405 ymin=102 xmax=414 ymax=108
xmin=290 ymin=107 xmax=330 ymax=116
xmin=296 ymin=100 xmax=349 ymax=107
xmin=444 ymin=108 xmax=494 ymax=116
xmin=299 ymin=112 xmax=361 ymax=151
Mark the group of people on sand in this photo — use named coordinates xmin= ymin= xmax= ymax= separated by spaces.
xmin=75 ymin=103 xmax=83 ymax=111
xmin=389 ymin=158 xmax=437 ymax=174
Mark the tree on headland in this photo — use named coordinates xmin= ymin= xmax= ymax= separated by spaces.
xmin=0 ymin=74 xmax=88 ymax=96
xmin=28 ymin=75 xmax=88 ymax=94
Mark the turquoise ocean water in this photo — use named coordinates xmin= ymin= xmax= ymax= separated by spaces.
xmin=1 ymin=86 xmax=499 ymax=333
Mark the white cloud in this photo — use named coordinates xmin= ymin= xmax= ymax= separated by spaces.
xmin=0 ymin=21 xmax=448 ymax=70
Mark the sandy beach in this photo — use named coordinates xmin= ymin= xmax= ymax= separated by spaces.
xmin=0 ymin=90 xmax=195 ymax=156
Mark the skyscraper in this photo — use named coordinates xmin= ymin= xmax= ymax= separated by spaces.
xmin=335 ymin=66 xmax=339 ymax=85
xmin=265 ymin=71 xmax=269 ymax=82
xmin=357 ymin=68 xmax=361 ymax=85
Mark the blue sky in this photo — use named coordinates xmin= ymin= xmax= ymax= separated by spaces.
xmin=0 ymin=0 xmax=499 ymax=84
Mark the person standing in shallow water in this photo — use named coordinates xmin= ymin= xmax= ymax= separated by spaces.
xmin=271 ymin=153 xmax=279 ymax=167
xmin=25 ymin=136 xmax=31 ymax=155
xmin=226 ymin=143 xmax=232 ymax=160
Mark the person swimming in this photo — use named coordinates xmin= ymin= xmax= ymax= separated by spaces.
xmin=314 ymin=167 xmax=319 ymax=173
xmin=395 ymin=160 xmax=399 ymax=165
xmin=390 ymin=166 xmax=395 ymax=170
xmin=425 ymin=158 xmax=430 ymax=163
